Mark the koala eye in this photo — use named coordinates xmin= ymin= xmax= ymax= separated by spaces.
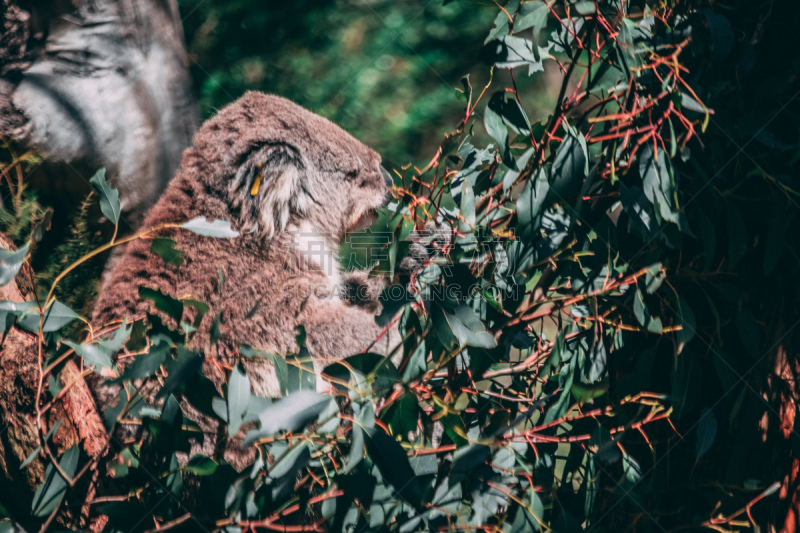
xmin=345 ymin=170 xmax=358 ymax=182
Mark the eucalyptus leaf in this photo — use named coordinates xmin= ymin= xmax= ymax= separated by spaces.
xmin=156 ymin=346 xmax=203 ymax=399
xmin=64 ymin=340 xmax=113 ymax=369
xmin=150 ymin=237 xmax=185 ymax=267
xmin=432 ymin=302 xmax=496 ymax=349
xmin=18 ymin=300 xmax=79 ymax=333
xmin=0 ymin=244 xmax=28 ymax=287
xmin=139 ymin=286 xmax=183 ymax=324
xmin=244 ymin=390 xmax=331 ymax=444
xmin=550 ymin=129 xmax=588 ymax=202
xmin=227 ymin=363 xmax=252 ymax=436
xmin=365 ymin=428 xmax=422 ymax=508
xmin=696 ymin=408 xmax=717 ymax=458
xmin=89 ymin=168 xmax=121 ymax=227
xmin=185 ymin=455 xmax=218 ymax=476
xmin=31 ymin=446 xmax=79 ymax=517
xmin=639 ymin=143 xmax=681 ymax=226
xmin=517 ymin=167 xmax=550 ymax=241
xmin=181 ymin=217 xmax=240 ymax=238
xmin=514 ymin=0 xmax=551 ymax=38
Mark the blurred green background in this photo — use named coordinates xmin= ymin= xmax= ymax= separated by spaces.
xmin=177 ymin=0 xmax=557 ymax=169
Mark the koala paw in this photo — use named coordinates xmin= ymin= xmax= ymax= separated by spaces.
xmin=398 ymin=220 xmax=453 ymax=279
xmin=342 ymin=271 xmax=388 ymax=312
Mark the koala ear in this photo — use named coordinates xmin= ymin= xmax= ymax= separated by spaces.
xmin=229 ymin=144 xmax=308 ymax=237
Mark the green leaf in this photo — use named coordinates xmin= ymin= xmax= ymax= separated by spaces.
xmin=433 ymin=302 xmax=497 ymax=349
xmin=227 ymin=363 xmax=252 ymax=437
xmin=139 ymin=286 xmax=183 ymax=324
xmin=633 ymin=287 xmax=662 ymax=333
xmin=64 ymin=340 xmax=113 ymax=369
xmin=513 ymin=1 xmax=551 ymax=38
xmin=696 ymin=408 xmax=717 ymax=458
xmin=621 ymin=452 xmax=642 ymax=486
xmin=20 ymin=419 xmax=62 ymax=470
xmin=156 ymin=346 xmax=203 ymax=399
xmin=286 ymin=353 xmax=317 ymax=393
xmin=18 ymin=300 xmax=79 ymax=333
xmin=680 ymin=92 xmax=709 ymax=114
xmin=509 ymin=489 xmax=544 ymax=532
xmin=619 ymin=183 xmax=655 ymax=237
xmin=269 ymin=442 xmax=311 ymax=481
xmin=486 ymin=36 xmax=549 ymax=74
xmin=571 ymin=381 xmax=608 ymax=403
xmin=639 ymin=144 xmax=681 ymax=226
xmin=574 ymin=1 xmax=595 ymax=14
xmin=113 ymin=341 xmax=169 ymax=382
xmin=365 ymin=428 xmax=422 ymax=508
xmin=633 ymin=288 xmax=648 ymax=327
xmin=430 ymin=478 xmax=462 ymax=518
xmin=550 ymin=129 xmax=588 ymax=202
xmin=484 ymin=96 xmax=508 ymax=155
xmin=89 ymin=168 xmax=121 ymax=227
xmin=484 ymin=4 xmax=512 ymax=44
xmin=346 ymin=401 xmax=375 ymax=473
xmin=244 ymin=390 xmax=332 ymax=444
xmin=150 ymin=237 xmax=185 ymax=267
xmin=268 ymin=443 xmax=311 ymax=501
xmin=31 ymin=446 xmax=79 ymax=517
xmin=0 ymin=244 xmax=28 ymax=287
xmin=487 ymin=91 xmax=531 ymax=135
xmin=584 ymin=339 xmax=607 ymax=383
xmin=452 ymin=444 xmax=491 ymax=474
xmin=107 ymin=447 xmax=138 ymax=478
xmin=644 ymin=263 xmax=664 ymax=293
xmin=181 ymin=217 xmax=239 ymax=238
xmin=323 ymin=352 xmax=400 ymax=395
xmin=98 ymin=320 xmax=132 ymax=353
xmin=165 ymin=453 xmax=182 ymax=498
xmin=126 ymin=319 xmax=147 ymax=351
xmin=461 ymin=179 xmax=476 ymax=224
xmin=30 ymin=209 xmax=53 ymax=245
xmin=241 ymin=345 xmax=288 ymax=396
xmin=544 ymin=371 xmax=574 ymax=423
xmin=0 ymin=300 xmax=35 ymax=334
xmin=517 ymin=167 xmax=550 ymax=241
xmin=185 ymin=454 xmax=218 ymax=476
xmin=387 ymin=392 xmax=419 ymax=438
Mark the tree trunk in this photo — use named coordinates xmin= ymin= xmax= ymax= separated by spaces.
xmin=0 ymin=1 xmax=196 ymax=527
xmin=0 ymin=0 xmax=198 ymax=227
xmin=0 ymin=236 xmax=107 ymax=529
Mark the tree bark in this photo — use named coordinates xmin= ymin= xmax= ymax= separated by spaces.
xmin=0 ymin=234 xmax=106 ymax=529
xmin=0 ymin=1 xmax=196 ymax=527
xmin=0 ymin=0 xmax=198 ymax=227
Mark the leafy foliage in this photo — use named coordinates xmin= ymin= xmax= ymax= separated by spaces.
xmin=177 ymin=0 xmax=556 ymax=167
xmin=3 ymin=0 xmax=800 ymax=531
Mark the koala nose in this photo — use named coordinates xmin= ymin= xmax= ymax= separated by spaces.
xmin=380 ymin=165 xmax=393 ymax=189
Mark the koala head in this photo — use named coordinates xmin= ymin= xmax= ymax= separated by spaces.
xmin=189 ymin=92 xmax=392 ymax=243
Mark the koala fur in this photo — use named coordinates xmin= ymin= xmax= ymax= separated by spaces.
xmin=90 ymin=92 xmax=396 ymax=470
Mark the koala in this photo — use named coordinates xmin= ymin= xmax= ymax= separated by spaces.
xmin=90 ymin=92 xmax=397 ymax=469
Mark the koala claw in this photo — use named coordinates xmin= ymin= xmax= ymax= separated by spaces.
xmin=342 ymin=271 xmax=388 ymax=312
xmin=397 ymin=220 xmax=453 ymax=280
xmin=422 ymin=220 xmax=453 ymax=248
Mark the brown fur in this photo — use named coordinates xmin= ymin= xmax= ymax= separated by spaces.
xmin=91 ymin=92 xmax=395 ymax=471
